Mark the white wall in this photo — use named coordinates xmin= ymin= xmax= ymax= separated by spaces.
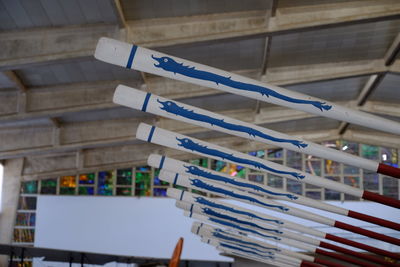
xmin=35 ymin=196 xmax=232 ymax=262
xmin=34 ymin=195 xmax=400 ymax=267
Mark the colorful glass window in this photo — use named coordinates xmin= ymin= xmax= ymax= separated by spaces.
xmin=117 ymin=168 xmax=132 ymax=185
xmin=79 ymin=173 xmax=95 ymax=185
xmin=190 ymin=158 xmax=208 ymax=168
xmin=13 ymin=229 xmax=34 ymax=243
xmin=267 ymin=174 xmax=283 ymax=188
xmin=153 ymin=169 xmax=169 ymax=186
xmin=287 ymin=179 xmax=302 ymax=195
xmin=60 ymin=176 xmax=76 ymax=195
xmin=361 ymin=144 xmax=379 ymax=160
xmin=383 ymin=176 xmax=399 ymax=199
xmin=306 ymin=191 xmax=321 ymax=200
xmin=267 ymin=148 xmax=283 ymax=159
xmin=229 ymin=164 xmax=245 ymax=178
xmin=78 ymin=186 xmax=94 ymax=195
xmin=363 ymin=172 xmax=379 ymax=191
xmin=20 ymin=181 xmax=38 ymax=194
xmin=135 ymin=171 xmax=151 ymax=196
xmin=40 ymin=178 xmax=57 ymax=195
xmin=211 ymin=160 xmax=227 ymax=172
xmin=286 ymin=150 xmax=302 ymax=170
xmin=153 ymin=188 xmax=167 ymax=197
xmin=248 ymin=174 xmax=264 ymax=184
xmin=15 ymin=212 xmax=36 ymax=226
xmin=97 ymin=171 xmax=114 ymax=195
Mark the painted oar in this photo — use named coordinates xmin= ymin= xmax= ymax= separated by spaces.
xmin=185 ymin=212 xmax=378 ymax=267
xmin=113 ymin=84 xmax=400 ymax=179
xmin=158 ymin=169 xmax=400 ymax=250
xmin=95 ymin=37 xmax=400 ymax=135
xmin=204 ymin=238 xmax=303 ymax=267
xmin=148 ymin=154 xmax=400 ymax=231
xmin=193 ymin=222 xmax=335 ymax=267
xmin=180 ymin=200 xmax=398 ymax=266
xmin=192 ymin=222 xmax=315 ymax=263
xmin=136 ymin=123 xmax=400 ymax=209
xmin=167 ymin=188 xmax=398 ymax=265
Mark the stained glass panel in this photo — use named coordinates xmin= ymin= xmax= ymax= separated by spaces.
xmin=325 ymin=160 xmax=340 ymax=175
xmin=190 ymin=158 xmax=208 ymax=168
xmin=286 ymin=150 xmax=302 ymax=170
xmin=361 ymin=144 xmax=379 ymax=160
xmin=306 ymin=191 xmax=321 ymax=200
xmin=40 ymin=178 xmax=57 ymax=195
xmin=60 ymin=176 xmax=76 ymax=195
xmin=13 ymin=229 xmax=34 ymax=243
xmin=78 ymin=187 xmax=94 ymax=195
xmin=117 ymin=168 xmax=132 ymax=185
xmin=15 ymin=212 xmax=36 ymax=226
xmin=229 ymin=164 xmax=245 ymax=178
xmin=363 ymin=172 xmax=379 ymax=191
xmin=153 ymin=188 xmax=167 ymax=197
xmin=97 ymin=171 xmax=114 ymax=195
xmin=79 ymin=173 xmax=95 ymax=185
xmin=135 ymin=171 xmax=151 ymax=196
xmin=153 ymin=169 xmax=169 ymax=186
xmin=381 ymin=147 xmax=398 ymax=167
xmin=211 ymin=160 xmax=227 ymax=172
xmin=20 ymin=181 xmax=38 ymax=194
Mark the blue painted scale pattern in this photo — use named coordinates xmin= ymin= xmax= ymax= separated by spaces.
xmin=189 ymin=178 xmax=289 ymax=211
xmin=157 ymin=99 xmax=307 ymax=148
xmin=151 ymin=55 xmax=332 ymax=111
xmin=185 ymin=165 xmax=298 ymax=200
xmin=194 ymin=196 xmax=284 ymax=224
xmin=176 ymin=137 xmax=305 ymax=179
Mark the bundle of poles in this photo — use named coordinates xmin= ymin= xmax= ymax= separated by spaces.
xmin=94 ymin=37 xmax=400 ymax=266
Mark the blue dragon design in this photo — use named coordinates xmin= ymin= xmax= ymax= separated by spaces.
xmin=151 ymin=55 xmax=332 ymax=111
xmin=177 ymin=137 xmax=305 ymax=179
xmin=202 ymin=208 xmax=283 ymax=235
xmin=212 ymin=230 xmax=280 ymax=252
xmin=157 ymin=99 xmax=307 ymax=148
xmin=207 ymin=217 xmax=280 ymax=240
xmin=219 ymin=243 xmax=274 ymax=259
xmin=189 ymin=179 xmax=289 ymax=211
xmin=186 ymin=165 xmax=298 ymax=200
xmin=194 ymin=196 xmax=283 ymax=224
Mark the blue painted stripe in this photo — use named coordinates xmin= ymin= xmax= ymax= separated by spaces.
xmin=126 ymin=45 xmax=138 ymax=69
xmin=147 ymin=126 xmax=156 ymax=142
xmin=141 ymin=93 xmax=151 ymax=111
xmin=158 ymin=155 xmax=166 ymax=169
xmin=173 ymin=173 xmax=179 ymax=185
xmin=189 ymin=203 xmax=193 ymax=215
xmin=196 ymin=226 xmax=200 ymax=235
xmin=180 ymin=190 xmax=184 ymax=200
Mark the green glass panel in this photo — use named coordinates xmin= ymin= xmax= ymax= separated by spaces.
xmin=211 ymin=160 xmax=226 ymax=172
xmin=78 ymin=187 xmax=94 ymax=195
xmin=40 ymin=178 xmax=57 ymax=194
xmin=60 ymin=187 xmax=75 ymax=195
xmin=21 ymin=181 xmax=38 ymax=194
xmin=117 ymin=168 xmax=132 ymax=185
xmin=97 ymin=171 xmax=114 ymax=195
xmin=135 ymin=171 xmax=150 ymax=196
xmin=361 ymin=144 xmax=379 ymax=160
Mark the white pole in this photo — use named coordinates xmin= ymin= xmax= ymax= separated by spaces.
xmin=95 ymin=37 xmax=400 ymax=135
